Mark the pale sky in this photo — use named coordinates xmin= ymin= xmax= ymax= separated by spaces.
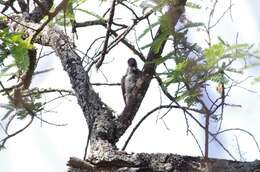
xmin=1 ymin=1 xmax=260 ymax=171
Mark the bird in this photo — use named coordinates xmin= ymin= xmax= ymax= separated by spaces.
xmin=121 ymin=58 xmax=141 ymax=104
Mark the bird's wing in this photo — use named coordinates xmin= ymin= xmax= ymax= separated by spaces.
xmin=121 ymin=75 xmax=126 ymax=104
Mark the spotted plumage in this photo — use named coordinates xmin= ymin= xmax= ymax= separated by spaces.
xmin=121 ymin=58 xmax=141 ymax=104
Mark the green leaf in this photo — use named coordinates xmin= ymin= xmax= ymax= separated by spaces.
xmin=11 ymin=45 xmax=29 ymax=72
xmin=186 ymin=2 xmax=201 ymax=9
xmin=175 ymin=60 xmax=188 ymax=71
xmin=184 ymin=95 xmax=197 ymax=107
xmin=54 ymin=13 xmax=72 ymax=26
xmin=141 ymin=32 xmax=169 ymax=53
xmin=72 ymin=0 xmax=88 ymax=7
xmin=10 ymin=33 xmax=23 ymax=42
xmin=164 ymin=70 xmax=184 ymax=86
xmin=34 ymin=102 xmax=42 ymax=110
xmin=174 ymin=54 xmax=186 ymax=64
xmin=225 ymin=43 xmax=250 ymax=52
xmin=204 ymin=43 xmax=225 ymax=67
xmin=138 ymin=22 xmax=159 ymax=40
xmin=159 ymin=13 xmax=172 ymax=33
xmin=151 ymin=33 xmax=168 ymax=53
xmin=0 ymin=48 xmax=8 ymax=65
xmin=148 ymin=52 xmax=174 ymax=65
xmin=163 ymin=59 xmax=190 ymax=87
xmin=0 ymin=29 xmax=33 ymax=73
xmin=66 ymin=10 xmax=75 ymax=21
xmin=16 ymin=110 xmax=28 ymax=120
xmin=252 ymin=77 xmax=260 ymax=84
xmin=175 ymin=89 xmax=199 ymax=107
xmin=217 ymin=36 xmax=227 ymax=45
xmin=164 ymin=73 xmax=177 ymax=87
xmin=210 ymin=73 xmax=228 ymax=84
xmin=0 ymin=28 xmax=9 ymax=38
xmin=175 ymin=91 xmax=188 ymax=101
xmin=21 ymin=37 xmax=34 ymax=49
xmin=76 ymin=8 xmax=105 ymax=20
xmin=182 ymin=22 xmax=204 ymax=30
xmin=0 ymin=15 xmax=7 ymax=20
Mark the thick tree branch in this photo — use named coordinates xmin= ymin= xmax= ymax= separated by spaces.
xmin=17 ymin=0 xmax=28 ymax=13
xmin=26 ymin=0 xmax=54 ymax=22
xmin=68 ymin=154 xmax=260 ymax=172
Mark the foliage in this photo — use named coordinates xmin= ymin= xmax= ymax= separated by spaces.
xmin=150 ymin=35 xmax=257 ymax=107
xmin=0 ymin=28 xmax=33 ymax=74
xmin=204 ymin=43 xmax=225 ymax=67
xmin=1 ymin=89 xmax=43 ymax=120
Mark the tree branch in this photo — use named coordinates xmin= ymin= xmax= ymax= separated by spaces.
xmin=96 ymin=0 xmax=116 ymax=70
xmin=68 ymin=154 xmax=260 ymax=172
xmin=122 ymin=104 xmax=178 ymax=151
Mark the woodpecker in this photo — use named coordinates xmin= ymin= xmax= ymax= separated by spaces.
xmin=121 ymin=58 xmax=141 ymax=104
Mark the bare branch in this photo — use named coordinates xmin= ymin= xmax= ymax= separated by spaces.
xmin=74 ymin=19 xmax=146 ymax=61
xmin=91 ymin=83 xmax=121 ymax=86
xmin=27 ymin=0 xmax=54 ymax=22
xmin=0 ymin=116 xmax=34 ymax=148
xmin=209 ymin=2 xmax=234 ymax=29
xmin=213 ymin=128 xmax=260 ymax=154
xmin=96 ymin=0 xmax=116 ymax=70
xmin=155 ymin=76 xmax=237 ymax=160
xmin=122 ymin=104 xmax=179 ymax=151
xmin=188 ymin=129 xmax=204 ymax=157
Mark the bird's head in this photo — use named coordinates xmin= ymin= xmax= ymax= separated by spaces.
xmin=127 ymin=58 xmax=138 ymax=71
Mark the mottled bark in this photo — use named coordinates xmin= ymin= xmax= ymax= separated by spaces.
xmin=26 ymin=0 xmax=54 ymax=22
xmin=67 ymin=154 xmax=260 ymax=172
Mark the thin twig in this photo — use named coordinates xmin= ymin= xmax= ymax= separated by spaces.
xmin=155 ymin=76 xmax=237 ymax=160
xmin=34 ymin=115 xmax=67 ymax=126
xmin=209 ymin=3 xmax=234 ymax=29
xmin=214 ymin=128 xmax=260 ymax=154
xmin=74 ymin=19 xmax=146 ymax=61
xmin=1 ymin=13 xmax=37 ymax=31
xmin=91 ymin=82 xmax=120 ymax=86
xmin=96 ymin=0 xmax=117 ymax=70
xmin=235 ymin=135 xmax=245 ymax=161
xmin=121 ymin=104 xmax=178 ymax=151
xmin=119 ymin=1 xmax=139 ymax=19
xmin=34 ymin=68 xmax=54 ymax=75
xmin=23 ymin=88 xmax=75 ymax=97
xmin=188 ymin=129 xmax=204 ymax=157
xmin=0 ymin=116 xmax=34 ymax=148
xmin=83 ymin=125 xmax=92 ymax=160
